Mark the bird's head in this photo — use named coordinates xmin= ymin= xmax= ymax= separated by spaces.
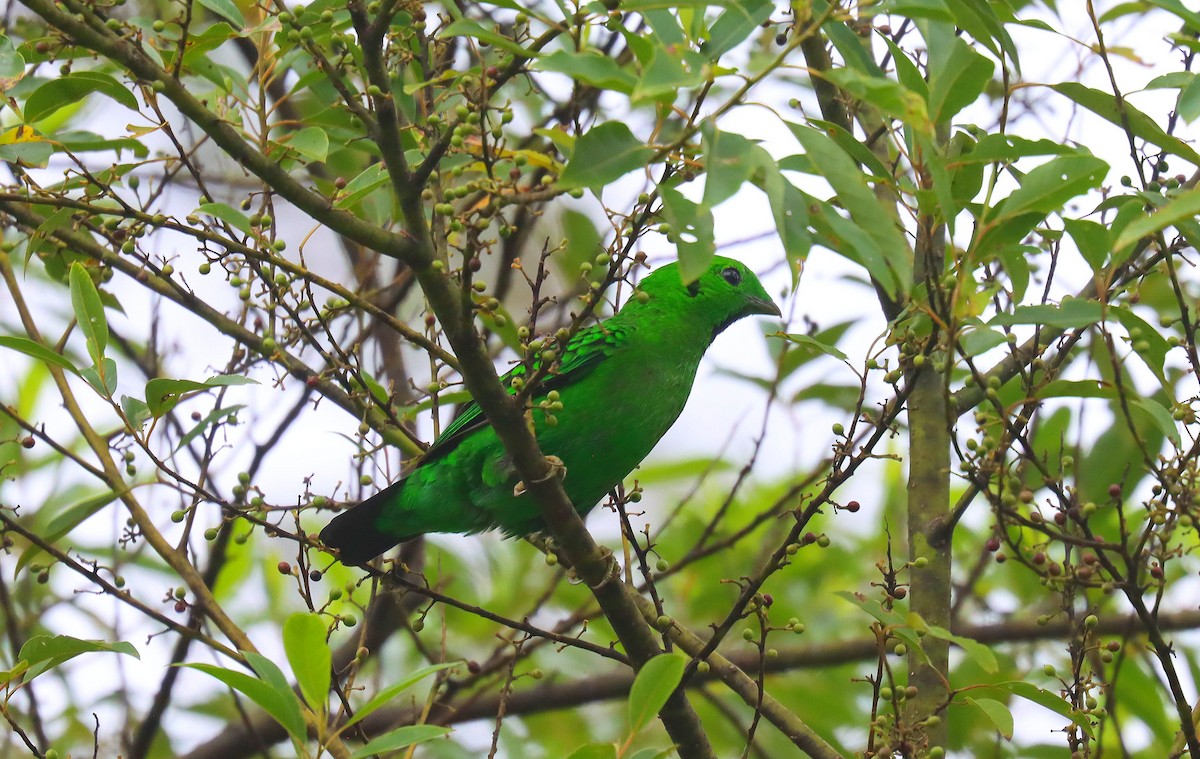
xmin=632 ymin=256 xmax=782 ymax=338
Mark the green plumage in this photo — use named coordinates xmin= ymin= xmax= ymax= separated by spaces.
xmin=320 ymin=256 xmax=779 ymax=564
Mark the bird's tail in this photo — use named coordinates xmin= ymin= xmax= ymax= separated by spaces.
xmin=318 ymin=480 xmax=412 ymax=565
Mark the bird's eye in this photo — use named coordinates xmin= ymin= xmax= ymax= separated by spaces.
xmin=721 ymin=267 xmax=742 ymax=286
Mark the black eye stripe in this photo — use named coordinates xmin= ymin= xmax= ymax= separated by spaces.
xmin=721 ymin=267 xmax=742 ymax=286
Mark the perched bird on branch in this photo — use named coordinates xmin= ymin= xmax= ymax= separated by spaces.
xmin=320 ymin=256 xmax=781 ymax=564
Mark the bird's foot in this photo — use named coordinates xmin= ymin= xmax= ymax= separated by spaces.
xmin=513 ymin=455 xmax=568 ymax=497
xmin=587 ymin=546 xmax=619 ymax=590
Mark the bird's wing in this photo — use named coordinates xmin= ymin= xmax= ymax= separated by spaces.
xmin=421 ymin=321 xmax=627 ymax=463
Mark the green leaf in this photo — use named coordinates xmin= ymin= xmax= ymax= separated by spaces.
xmin=347 ymin=725 xmax=451 ymax=759
xmin=25 ymin=72 xmax=139 ymax=123
xmin=145 ymin=374 xmax=257 ymax=418
xmin=69 ymin=262 xmax=108 ymax=368
xmin=0 ymin=133 xmax=52 ymax=167
xmin=0 ymin=660 xmax=30 ymax=686
xmin=978 ymin=681 xmax=1096 ymax=738
xmin=628 ymin=654 xmax=686 ymax=735
xmin=537 ymin=50 xmax=635 ymax=94
xmin=1034 ymin=379 xmax=1114 ymax=400
xmin=197 ymin=202 xmax=254 ymax=236
xmin=759 ymin=173 xmax=811 ymax=272
xmin=345 ymin=662 xmax=460 ymax=729
xmin=1130 ymin=396 xmax=1181 ymax=447
xmin=1113 ymin=306 xmax=1170 ymax=387
xmin=287 ymin=126 xmax=329 ymax=162
xmin=959 ymin=325 xmax=1008 ymax=355
xmin=836 ymin=590 xmax=907 ymax=627
xmin=335 ymin=163 xmax=389 ymax=209
xmin=916 ymin=131 xmax=957 ymax=230
xmin=195 ymin=0 xmax=245 ymax=28
xmin=559 ymin=122 xmax=654 ymax=192
xmin=948 ymin=0 xmax=1020 ymax=72
xmin=283 ymin=613 xmax=331 ymax=714
xmin=626 ymin=748 xmax=675 ymax=759
xmin=778 ymin=332 xmax=849 ymax=362
xmin=184 ymin=661 xmax=307 ymax=742
xmin=1063 ymin=218 xmax=1111 ymax=271
xmin=120 ymin=394 xmax=152 ymax=429
xmin=0 ymin=335 xmax=80 ymax=375
xmin=876 ymin=0 xmax=953 ymax=21
xmin=560 ymin=208 xmax=604 ymax=279
xmin=700 ymin=123 xmax=811 ymax=268
xmin=990 ymin=300 xmax=1104 ymax=329
xmin=809 ymin=204 xmax=901 ymax=300
xmin=1113 ymin=187 xmax=1200 ymax=254
xmin=1143 ymin=0 xmax=1200 ymax=32
xmin=565 ymin=745 xmax=618 ymax=759
xmin=632 ymin=46 xmax=705 ymax=104
xmin=441 ymin=19 xmax=529 ymax=57
xmin=1178 ymin=73 xmax=1200 ymax=123
xmin=702 ymin=0 xmax=773 ymax=60
xmin=814 ymin=0 xmax=884 ymax=76
xmin=0 ymin=34 xmax=26 ymax=92
xmin=789 ymin=124 xmax=910 ymax=297
xmin=659 ymin=187 xmax=715 ymax=283
xmin=954 ymin=134 xmax=1077 ymax=164
xmin=809 ymin=119 xmax=893 ymax=179
xmin=81 ymin=358 xmax=118 ymax=397
xmin=57 ymin=130 xmax=149 ymax=158
xmin=19 ymin=634 xmax=138 ymax=680
xmin=993 ymin=155 xmax=1109 ymax=221
xmin=920 ymin=624 xmax=998 ymax=673
xmin=44 ymin=489 xmax=119 ymax=545
xmin=928 ymin=37 xmax=995 ymax=123
xmin=823 ymin=67 xmax=931 ymax=133
xmin=966 ymin=697 xmax=1014 ymax=740
xmin=175 ymin=405 xmax=244 ymax=452
xmin=701 ymin=125 xmax=758 ymax=208
xmin=1050 ymin=82 xmax=1200 ymax=165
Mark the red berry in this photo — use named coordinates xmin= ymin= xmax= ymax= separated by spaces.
xmin=174 ymin=601 xmax=187 ymax=613
xmin=1032 ymin=551 xmax=1046 ymax=565
xmin=1108 ymin=483 xmax=1122 ymax=498
xmin=20 ymin=436 xmax=34 ymax=449
xmin=845 ymin=500 xmax=860 ymax=513
xmin=277 ymin=561 xmax=292 ymax=575
xmin=985 ymin=537 xmax=1001 ymax=552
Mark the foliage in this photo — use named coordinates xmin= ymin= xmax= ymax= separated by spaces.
xmin=1 ymin=0 xmax=1199 ymax=757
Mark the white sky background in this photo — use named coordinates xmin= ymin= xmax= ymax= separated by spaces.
xmin=0 ymin=1 xmax=1198 ymax=755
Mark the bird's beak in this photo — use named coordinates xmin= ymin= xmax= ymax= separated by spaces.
xmin=747 ymin=296 xmax=782 ymax=318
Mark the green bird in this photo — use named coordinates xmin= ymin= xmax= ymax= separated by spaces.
xmin=320 ymin=256 xmax=780 ymax=564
